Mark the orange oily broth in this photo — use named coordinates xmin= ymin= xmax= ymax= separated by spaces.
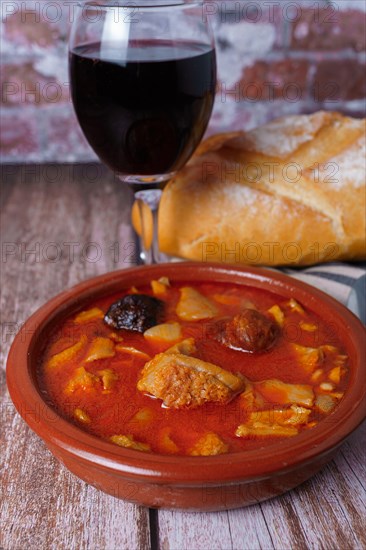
xmin=38 ymin=281 xmax=349 ymax=455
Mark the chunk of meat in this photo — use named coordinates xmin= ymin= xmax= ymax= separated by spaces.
xmin=115 ymin=344 xmax=151 ymax=360
xmin=110 ymin=434 xmax=150 ymax=452
xmin=328 ymin=366 xmax=341 ymax=384
xmin=189 ymin=432 xmax=229 ymax=456
xmin=255 ymin=378 xmax=314 ymax=407
xmin=176 ymin=287 xmax=218 ymax=321
xmin=97 ymin=369 xmax=118 ymax=391
xmin=239 ymin=376 xmax=265 ymax=411
xmin=236 ymin=422 xmax=298 ymax=438
xmin=144 ymin=322 xmax=182 ymax=343
xmin=299 ymin=321 xmax=317 ymax=332
xmin=236 ymin=405 xmax=311 ymax=438
xmin=267 ymin=304 xmax=284 ymax=327
xmin=212 ymin=293 xmax=242 ymax=306
xmin=291 ymin=344 xmax=323 ymax=373
xmin=130 ymin=407 xmax=154 ymax=427
xmin=246 ymin=405 xmax=311 ymax=427
xmin=315 ymin=394 xmax=338 ymax=414
xmin=151 ymin=277 xmax=170 ymax=295
xmin=74 ymin=307 xmax=104 ymax=324
xmin=74 ymin=408 xmax=91 ymax=423
xmin=213 ymin=309 xmax=278 ymax=352
xmin=64 ymin=366 xmax=100 ymax=395
xmin=165 ymin=338 xmax=197 ymax=356
xmin=286 ymin=298 xmax=304 ymax=314
xmin=137 ymin=352 xmax=244 ymax=409
xmin=84 ymin=337 xmax=115 ymax=363
xmin=104 ymin=294 xmax=164 ymax=332
xmin=46 ymin=335 xmax=87 ymax=369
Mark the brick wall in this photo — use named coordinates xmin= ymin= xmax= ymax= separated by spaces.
xmin=1 ymin=0 xmax=365 ymax=163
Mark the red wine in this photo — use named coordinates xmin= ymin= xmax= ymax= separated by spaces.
xmin=69 ymin=41 xmax=216 ymax=176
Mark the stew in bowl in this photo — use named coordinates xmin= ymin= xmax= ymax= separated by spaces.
xmin=40 ymin=276 xmax=349 ymax=457
xmin=6 ymin=263 xmax=366 ymax=510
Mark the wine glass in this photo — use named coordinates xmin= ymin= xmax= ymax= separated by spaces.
xmin=69 ymin=0 xmax=216 ymax=263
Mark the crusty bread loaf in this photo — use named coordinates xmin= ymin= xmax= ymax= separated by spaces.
xmin=158 ymin=111 xmax=366 ymax=266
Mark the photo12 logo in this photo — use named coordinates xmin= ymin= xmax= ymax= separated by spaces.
xmin=1 ymin=1 xmax=141 ymax=24
xmin=201 ymin=240 xmax=340 ymax=265
xmin=1 ymin=239 xmax=138 ymax=265
xmin=201 ymin=161 xmax=340 ymax=184
xmin=202 ymin=1 xmax=340 ymax=24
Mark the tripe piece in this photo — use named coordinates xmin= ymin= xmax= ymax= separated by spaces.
xmin=137 ymin=352 xmax=244 ymax=408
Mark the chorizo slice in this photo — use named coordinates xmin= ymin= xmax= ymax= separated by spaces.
xmin=213 ymin=308 xmax=278 ymax=352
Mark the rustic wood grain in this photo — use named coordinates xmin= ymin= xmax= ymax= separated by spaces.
xmin=1 ymin=164 xmax=149 ymax=550
xmin=1 ymin=165 xmax=365 ymax=550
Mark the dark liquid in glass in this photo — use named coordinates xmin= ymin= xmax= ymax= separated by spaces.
xmin=69 ymin=41 xmax=216 ymax=176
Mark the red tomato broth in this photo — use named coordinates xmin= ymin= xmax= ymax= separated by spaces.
xmin=38 ymin=280 xmax=349 ymax=455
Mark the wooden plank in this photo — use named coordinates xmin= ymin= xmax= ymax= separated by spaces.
xmin=255 ymin=428 xmax=366 ymax=550
xmin=227 ymin=505 xmax=275 ymax=550
xmin=1 ymin=398 xmax=150 ymax=550
xmin=156 ymin=437 xmax=366 ymax=550
xmin=2 ymin=164 xmax=366 ymax=550
xmin=339 ymin=421 xmax=366 ymax=494
xmin=156 ymin=509 xmax=233 ymax=550
xmin=1 ymin=165 xmax=150 ymax=550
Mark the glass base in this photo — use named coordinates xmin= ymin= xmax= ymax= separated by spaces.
xmin=118 ymin=172 xmax=176 ymax=185
xmin=135 ymin=188 xmax=162 ymax=211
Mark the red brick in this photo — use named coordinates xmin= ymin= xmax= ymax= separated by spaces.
xmin=312 ymin=60 xmax=366 ymax=101
xmin=291 ymin=9 xmax=366 ymax=52
xmin=0 ymin=110 xmax=41 ymax=158
xmin=1 ymin=62 xmax=69 ymax=106
xmin=3 ymin=8 xmax=63 ymax=48
xmin=236 ymin=59 xmax=310 ymax=101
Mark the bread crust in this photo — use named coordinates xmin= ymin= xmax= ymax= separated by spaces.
xmin=158 ymin=111 xmax=366 ymax=266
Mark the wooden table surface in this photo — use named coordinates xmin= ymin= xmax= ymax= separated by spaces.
xmin=1 ymin=165 xmax=365 ymax=550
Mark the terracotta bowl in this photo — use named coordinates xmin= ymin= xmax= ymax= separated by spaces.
xmin=6 ymin=263 xmax=366 ymax=511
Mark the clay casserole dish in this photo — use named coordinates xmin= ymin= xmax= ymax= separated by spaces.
xmin=6 ymin=263 xmax=366 ymax=511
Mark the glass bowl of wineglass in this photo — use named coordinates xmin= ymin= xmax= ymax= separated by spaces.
xmin=69 ymin=0 xmax=217 ymax=263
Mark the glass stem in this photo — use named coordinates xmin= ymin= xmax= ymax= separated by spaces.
xmin=135 ymin=188 xmax=166 ymax=264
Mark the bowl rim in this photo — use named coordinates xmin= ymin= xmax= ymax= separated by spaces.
xmin=6 ymin=262 xmax=366 ymax=485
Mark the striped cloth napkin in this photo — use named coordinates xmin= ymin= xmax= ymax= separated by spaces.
xmin=280 ymin=262 xmax=366 ymax=324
